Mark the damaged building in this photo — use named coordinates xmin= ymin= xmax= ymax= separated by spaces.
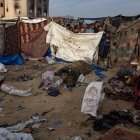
xmin=0 ymin=0 xmax=49 ymax=18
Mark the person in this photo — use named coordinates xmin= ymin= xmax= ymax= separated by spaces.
xmin=73 ymin=25 xmax=79 ymax=33
xmin=85 ymin=24 xmax=94 ymax=33
xmin=99 ymin=26 xmax=103 ymax=32
xmin=94 ymin=21 xmax=100 ymax=33
xmin=80 ymin=27 xmax=85 ymax=33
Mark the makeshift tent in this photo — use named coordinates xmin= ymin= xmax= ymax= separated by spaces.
xmin=111 ymin=19 xmax=140 ymax=67
xmin=0 ymin=27 xmax=4 ymax=56
xmin=44 ymin=22 xmax=103 ymax=62
xmin=0 ymin=23 xmax=24 ymax=65
xmin=19 ymin=20 xmax=49 ymax=57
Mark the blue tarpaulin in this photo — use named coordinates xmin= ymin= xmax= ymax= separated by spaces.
xmin=91 ymin=64 xmax=107 ymax=79
xmin=44 ymin=49 xmax=68 ymax=63
xmin=0 ymin=55 xmax=24 ymax=65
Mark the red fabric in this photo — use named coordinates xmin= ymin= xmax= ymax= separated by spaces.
xmin=4 ymin=24 xmax=20 ymax=55
xmin=19 ymin=21 xmax=49 ymax=57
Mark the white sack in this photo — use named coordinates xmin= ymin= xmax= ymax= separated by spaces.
xmin=0 ymin=128 xmax=34 ymax=140
xmin=44 ymin=22 xmax=103 ymax=62
xmin=0 ymin=84 xmax=32 ymax=97
xmin=81 ymin=82 xmax=104 ymax=117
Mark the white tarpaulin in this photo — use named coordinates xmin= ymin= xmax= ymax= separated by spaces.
xmin=44 ymin=22 xmax=103 ymax=62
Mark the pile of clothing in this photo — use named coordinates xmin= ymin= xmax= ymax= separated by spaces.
xmin=104 ymin=78 xmax=134 ymax=101
xmin=93 ymin=110 xmax=133 ymax=131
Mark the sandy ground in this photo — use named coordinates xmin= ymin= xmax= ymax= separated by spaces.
xmin=0 ymin=60 xmax=139 ymax=140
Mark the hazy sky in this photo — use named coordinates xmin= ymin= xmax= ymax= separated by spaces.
xmin=49 ymin=0 xmax=140 ymax=17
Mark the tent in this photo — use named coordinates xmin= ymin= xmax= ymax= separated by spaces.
xmin=19 ymin=20 xmax=49 ymax=58
xmin=111 ymin=19 xmax=140 ymax=67
xmin=0 ymin=19 xmax=49 ymax=65
xmin=44 ymin=22 xmax=103 ymax=62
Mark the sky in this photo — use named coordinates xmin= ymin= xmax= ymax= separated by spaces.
xmin=49 ymin=0 xmax=140 ymax=18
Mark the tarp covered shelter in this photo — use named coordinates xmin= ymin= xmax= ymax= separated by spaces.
xmin=111 ymin=19 xmax=140 ymax=67
xmin=44 ymin=22 xmax=103 ymax=62
xmin=19 ymin=20 xmax=49 ymax=58
xmin=0 ymin=19 xmax=49 ymax=65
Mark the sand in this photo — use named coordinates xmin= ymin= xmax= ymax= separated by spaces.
xmin=0 ymin=60 xmax=139 ymax=140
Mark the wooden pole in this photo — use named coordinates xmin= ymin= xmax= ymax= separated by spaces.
xmin=34 ymin=0 xmax=36 ymax=17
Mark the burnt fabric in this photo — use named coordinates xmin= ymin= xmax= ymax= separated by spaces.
xmin=104 ymin=79 xmax=134 ymax=101
xmin=94 ymin=110 xmax=133 ymax=131
xmin=55 ymin=61 xmax=92 ymax=88
xmin=20 ymin=21 xmax=49 ymax=57
xmin=99 ymin=127 xmax=140 ymax=140
xmin=4 ymin=24 xmax=20 ymax=56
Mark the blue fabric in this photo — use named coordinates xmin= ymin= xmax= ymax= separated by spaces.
xmin=44 ymin=49 xmax=69 ymax=63
xmin=99 ymin=35 xmax=109 ymax=59
xmin=91 ymin=64 xmax=107 ymax=79
xmin=0 ymin=55 xmax=24 ymax=65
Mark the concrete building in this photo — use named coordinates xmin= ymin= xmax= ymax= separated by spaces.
xmin=0 ymin=0 xmax=49 ymax=18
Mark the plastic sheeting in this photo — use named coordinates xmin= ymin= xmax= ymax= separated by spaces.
xmin=0 ymin=55 xmax=24 ymax=65
xmin=44 ymin=22 xmax=103 ymax=62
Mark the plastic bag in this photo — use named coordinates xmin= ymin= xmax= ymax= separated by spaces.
xmin=81 ymin=82 xmax=104 ymax=117
xmin=0 ymin=63 xmax=7 ymax=73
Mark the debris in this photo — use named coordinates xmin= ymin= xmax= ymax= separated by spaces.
xmin=59 ymin=136 xmax=83 ymax=140
xmin=48 ymin=86 xmax=61 ymax=97
xmin=4 ymin=114 xmax=47 ymax=132
xmin=52 ymin=120 xmax=63 ymax=127
xmin=17 ymin=105 xmax=26 ymax=111
xmin=0 ymin=128 xmax=34 ymax=140
xmin=99 ymin=127 xmax=140 ymax=140
xmin=0 ymin=108 xmax=5 ymax=117
xmin=93 ymin=110 xmax=133 ymax=131
xmin=0 ymin=84 xmax=32 ymax=97
xmin=17 ymin=74 xmax=33 ymax=82
xmin=55 ymin=60 xmax=92 ymax=88
xmin=81 ymin=82 xmax=104 ymax=117
xmin=41 ymin=108 xmax=55 ymax=116
xmin=77 ymin=74 xmax=85 ymax=84
xmin=42 ymin=71 xmax=54 ymax=89
xmin=41 ymin=71 xmax=62 ymax=96
xmin=133 ymin=110 xmax=140 ymax=125
xmin=45 ymin=56 xmax=55 ymax=64
xmin=47 ymin=126 xmax=55 ymax=131
xmin=0 ymin=63 xmax=7 ymax=73
xmin=104 ymin=79 xmax=134 ymax=101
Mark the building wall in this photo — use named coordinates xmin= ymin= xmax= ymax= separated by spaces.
xmin=0 ymin=0 xmax=49 ymax=18
xmin=0 ymin=0 xmax=4 ymax=17
xmin=4 ymin=0 xmax=27 ymax=18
